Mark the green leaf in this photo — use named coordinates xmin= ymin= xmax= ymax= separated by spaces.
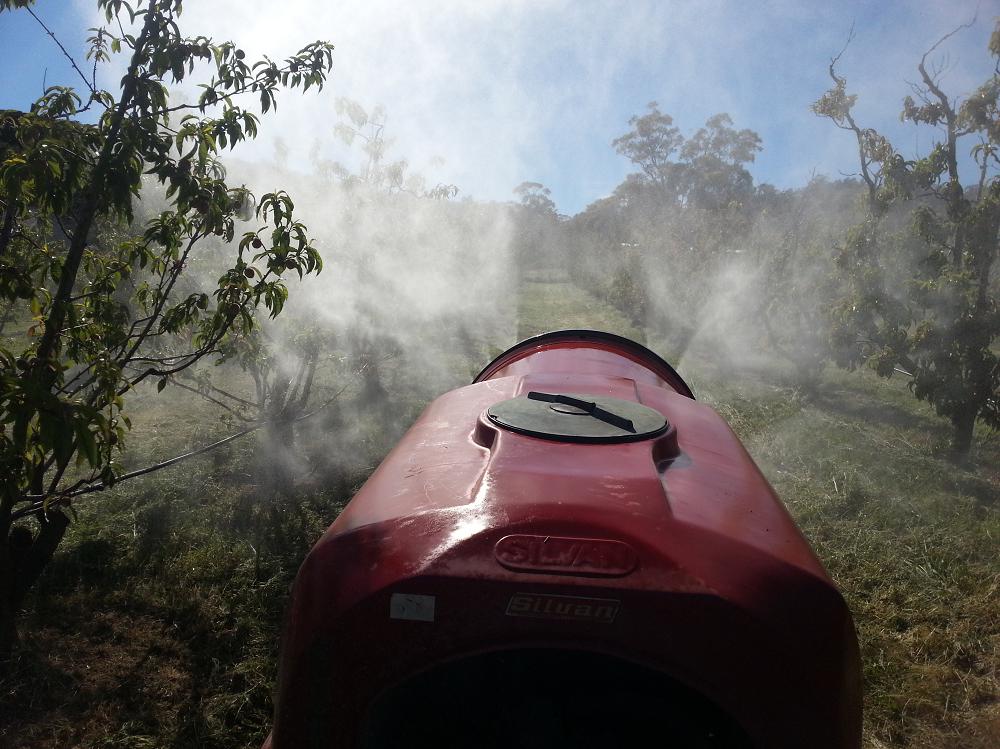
xmin=53 ymin=417 xmax=74 ymax=467
xmin=76 ymin=423 xmax=99 ymax=468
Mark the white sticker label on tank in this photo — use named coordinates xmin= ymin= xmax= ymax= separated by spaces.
xmin=390 ymin=593 xmax=436 ymax=622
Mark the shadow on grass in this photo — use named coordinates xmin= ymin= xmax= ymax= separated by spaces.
xmin=816 ymin=382 xmax=999 ymax=484
xmin=954 ymin=475 xmax=1000 ymax=509
xmin=814 ymin=382 xmax=948 ymax=438
xmin=9 ymin=483 xmax=325 ymax=748
xmin=0 ymin=646 xmax=80 ymax=746
xmin=12 ymin=566 xmax=282 ymax=749
xmin=4 ymin=594 xmax=194 ymax=747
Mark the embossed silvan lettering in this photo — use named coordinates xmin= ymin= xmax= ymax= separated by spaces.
xmin=505 ymin=593 xmax=620 ymax=623
xmin=494 ymin=535 xmax=637 ymax=576
xmin=506 ymin=594 xmax=534 ymax=615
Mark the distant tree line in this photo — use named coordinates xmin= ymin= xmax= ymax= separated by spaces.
xmin=512 ymin=20 xmax=1000 ymax=457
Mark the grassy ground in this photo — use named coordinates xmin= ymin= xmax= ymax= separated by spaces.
xmin=698 ymin=369 xmax=999 ymax=748
xmin=3 ymin=279 xmax=998 ymax=748
xmin=516 ymin=273 xmax=645 ymax=343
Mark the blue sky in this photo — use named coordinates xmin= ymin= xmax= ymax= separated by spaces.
xmin=1 ymin=0 xmax=996 ymax=214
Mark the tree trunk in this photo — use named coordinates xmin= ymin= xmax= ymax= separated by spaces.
xmin=950 ymin=409 xmax=976 ymax=459
xmin=0 ymin=541 xmax=17 ymax=659
xmin=0 ymin=510 xmax=69 ymax=658
xmin=261 ymin=419 xmax=297 ymax=495
xmin=0 ymin=200 xmax=15 ymax=258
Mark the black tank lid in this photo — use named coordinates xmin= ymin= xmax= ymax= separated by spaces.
xmin=487 ymin=391 xmax=669 ymax=444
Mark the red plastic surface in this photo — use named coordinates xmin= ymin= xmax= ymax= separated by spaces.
xmin=264 ymin=334 xmax=862 ymax=748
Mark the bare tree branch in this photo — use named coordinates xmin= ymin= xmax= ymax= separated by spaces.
xmin=25 ymin=6 xmax=97 ymax=96
xmin=13 ymin=380 xmax=352 ymax=521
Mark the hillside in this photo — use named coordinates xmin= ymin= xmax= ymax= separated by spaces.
xmin=2 ymin=278 xmax=998 ymax=749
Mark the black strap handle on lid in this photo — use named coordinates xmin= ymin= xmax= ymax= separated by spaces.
xmin=527 ymin=391 xmax=636 ymax=433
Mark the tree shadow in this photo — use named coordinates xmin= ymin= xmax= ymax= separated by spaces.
xmin=954 ymin=475 xmax=999 ymax=509
xmin=813 ymin=382 xmax=949 ymax=438
xmin=34 ymin=537 xmax=120 ymax=594
xmin=0 ymin=645 xmax=80 ymax=748
xmin=4 ymin=597 xmax=193 ymax=747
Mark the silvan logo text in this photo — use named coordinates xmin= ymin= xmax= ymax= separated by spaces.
xmin=494 ymin=534 xmax=637 ymax=576
xmin=505 ymin=593 xmax=620 ymax=624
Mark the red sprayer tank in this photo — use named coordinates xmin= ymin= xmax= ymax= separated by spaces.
xmin=264 ymin=330 xmax=862 ymax=749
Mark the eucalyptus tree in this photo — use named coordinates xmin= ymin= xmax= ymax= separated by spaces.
xmin=611 ymin=102 xmax=684 ymax=200
xmin=0 ymin=0 xmax=333 ymax=653
xmin=608 ymin=105 xmax=763 ymax=353
xmin=813 ymin=20 xmax=1000 ymax=455
xmin=612 ymin=103 xmax=761 ymax=210
xmin=513 ymin=181 xmax=557 ymax=216
xmin=678 ymin=113 xmax=762 ymax=211
xmin=324 ymin=98 xmax=458 ymax=199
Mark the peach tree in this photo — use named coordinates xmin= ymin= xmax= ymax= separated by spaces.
xmin=0 ymin=0 xmax=332 ymax=654
xmin=813 ymin=20 xmax=1000 ymax=456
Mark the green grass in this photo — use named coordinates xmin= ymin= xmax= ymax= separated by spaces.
xmin=4 ymin=278 xmax=998 ymax=748
xmin=516 ymin=278 xmax=645 ymax=343
xmin=656 ymin=346 xmax=999 ymax=748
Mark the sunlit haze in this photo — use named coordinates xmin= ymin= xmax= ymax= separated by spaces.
xmin=1 ymin=0 xmax=992 ymax=213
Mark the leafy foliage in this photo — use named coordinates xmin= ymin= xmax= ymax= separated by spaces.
xmin=513 ymin=181 xmax=557 ymax=216
xmin=0 ymin=0 xmax=333 ymax=653
xmin=612 ymin=102 xmax=761 ymax=209
xmin=321 ymin=98 xmax=458 ymax=198
xmin=752 ymin=178 xmax=856 ymax=392
xmin=568 ymin=106 xmax=767 ymax=358
xmin=813 ymin=20 xmax=1000 ymax=454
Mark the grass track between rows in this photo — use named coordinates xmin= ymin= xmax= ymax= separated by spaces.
xmin=2 ymin=278 xmax=997 ymax=748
